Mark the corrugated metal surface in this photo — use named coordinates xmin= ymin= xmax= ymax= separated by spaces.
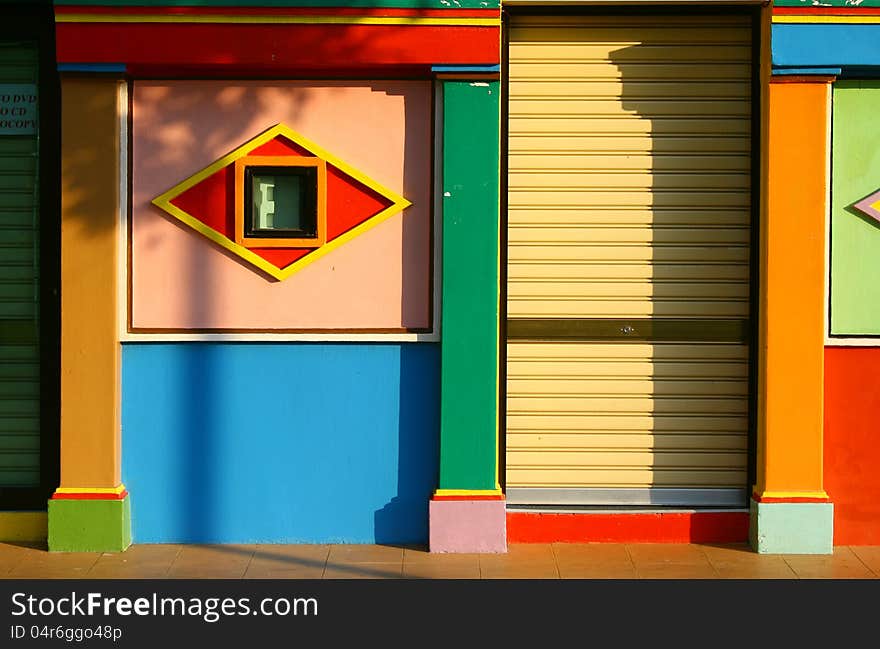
xmin=0 ymin=42 xmax=40 ymax=487
xmin=506 ymin=342 xmax=748 ymax=489
xmin=506 ymin=15 xmax=752 ymax=500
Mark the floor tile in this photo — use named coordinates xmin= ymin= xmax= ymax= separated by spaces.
xmin=552 ymin=543 xmax=636 ymax=579
xmin=326 ymin=545 xmax=405 ymax=564
xmin=701 ymin=543 xmax=797 ymax=579
xmin=404 ymin=563 xmax=481 ymax=579
xmin=784 ymin=547 xmax=877 ymax=579
xmin=403 ymin=547 xmax=483 ymax=563
xmin=699 ymin=543 xmax=759 ymax=561
xmin=403 ymin=553 xmax=481 ymax=579
xmin=245 ymin=567 xmax=326 ymax=579
xmin=635 ymin=563 xmax=719 ymax=579
xmin=499 ymin=543 xmax=557 ymax=561
xmin=323 ymin=564 xmax=403 ymax=579
xmin=166 ymin=545 xmax=255 ymax=579
xmin=89 ymin=545 xmax=182 ymax=579
xmin=0 ymin=543 xmax=49 ymax=576
xmin=480 ymin=564 xmax=561 ymax=579
xmin=627 ymin=543 xmax=712 ymax=566
xmin=553 ymin=543 xmax=633 ymax=565
xmin=7 ymin=549 xmax=102 ymax=579
xmin=91 ymin=544 xmax=182 ymax=564
xmin=627 ymin=544 xmax=716 ymax=579
xmin=849 ymin=547 xmax=880 ymax=577
xmin=701 ymin=544 xmax=798 ymax=579
xmin=558 ymin=563 xmax=638 ymax=579
xmin=480 ymin=544 xmax=559 ymax=579
xmin=246 ymin=545 xmax=329 ymax=574
xmin=712 ymin=562 xmax=798 ymax=579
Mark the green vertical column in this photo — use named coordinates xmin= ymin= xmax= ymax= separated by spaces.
xmin=437 ymin=80 xmax=501 ymax=493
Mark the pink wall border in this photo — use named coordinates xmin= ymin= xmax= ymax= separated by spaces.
xmin=131 ymin=80 xmax=432 ymax=331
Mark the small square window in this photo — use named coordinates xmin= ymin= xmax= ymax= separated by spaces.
xmin=234 ymin=155 xmax=327 ymax=249
xmin=246 ymin=166 xmax=318 ymax=238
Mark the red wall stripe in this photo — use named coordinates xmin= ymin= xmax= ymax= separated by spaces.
xmin=55 ymin=23 xmax=500 ymax=68
xmin=507 ymin=512 xmax=749 ymax=544
xmin=51 ymin=491 xmax=129 ymax=501
xmin=824 ymin=347 xmax=880 ymax=545
xmin=56 ymin=6 xmax=499 ymax=18
xmin=773 ymin=7 xmax=880 ymax=15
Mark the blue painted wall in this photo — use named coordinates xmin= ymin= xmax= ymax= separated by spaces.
xmin=773 ymin=25 xmax=880 ymax=72
xmin=122 ymin=343 xmax=440 ymax=543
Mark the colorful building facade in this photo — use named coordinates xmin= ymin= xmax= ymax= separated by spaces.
xmin=0 ymin=0 xmax=877 ymax=554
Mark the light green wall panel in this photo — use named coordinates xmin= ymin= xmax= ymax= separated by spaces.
xmin=750 ymin=500 xmax=833 ymax=554
xmin=831 ymin=81 xmax=880 ymax=336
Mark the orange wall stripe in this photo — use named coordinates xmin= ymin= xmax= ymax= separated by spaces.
xmin=755 ymin=80 xmax=829 ymax=498
xmin=60 ymin=78 xmax=123 ymax=488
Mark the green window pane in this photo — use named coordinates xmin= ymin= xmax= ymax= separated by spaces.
xmin=246 ymin=167 xmax=318 ymax=238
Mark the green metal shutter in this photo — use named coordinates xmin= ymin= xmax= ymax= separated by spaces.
xmin=0 ymin=42 xmax=40 ymax=487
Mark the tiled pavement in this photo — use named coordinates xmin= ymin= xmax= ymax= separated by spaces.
xmin=1 ymin=542 xmax=879 ymax=579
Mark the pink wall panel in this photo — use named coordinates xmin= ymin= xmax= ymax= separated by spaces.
xmin=131 ymin=81 xmax=432 ymax=331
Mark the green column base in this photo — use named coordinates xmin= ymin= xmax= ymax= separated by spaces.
xmin=48 ymin=495 xmax=131 ymax=552
xmin=749 ymin=498 xmax=833 ymax=554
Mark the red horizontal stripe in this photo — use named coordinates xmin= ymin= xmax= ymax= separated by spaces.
xmin=773 ymin=7 xmax=880 ymax=15
xmin=56 ymin=23 xmax=500 ymax=68
xmin=125 ymin=64 xmax=430 ymax=78
xmin=507 ymin=512 xmax=749 ymax=544
xmin=56 ymin=5 xmax=499 ymax=18
xmin=52 ymin=490 xmax=129 ymax=501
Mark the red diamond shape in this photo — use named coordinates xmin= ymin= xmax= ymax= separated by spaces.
xmin=152 ymin=124 xmax=410 ymax=280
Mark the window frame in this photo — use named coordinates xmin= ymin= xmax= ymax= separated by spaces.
xmin=234 ymin=155 xmax=327 ymax=249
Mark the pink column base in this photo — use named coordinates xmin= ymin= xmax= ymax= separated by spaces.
xmin=429 ymin=499 xmax=507 ymax=553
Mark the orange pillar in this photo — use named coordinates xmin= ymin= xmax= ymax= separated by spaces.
xmin=751 ymin=76 xmax=833 ymax=553
xmin=48 ymin=77 xmax=130 ymax=551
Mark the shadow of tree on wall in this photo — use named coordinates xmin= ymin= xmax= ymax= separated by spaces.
xmin=609 ymin=13 xmax=754 ymax=507
xmin=103 ymin=26 xmax=441 ymax=544
xmin=504 ymin=12 xmax=753 ymax=517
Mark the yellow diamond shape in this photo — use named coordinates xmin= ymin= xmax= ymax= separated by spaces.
xmin=151 ymin=123 xmax=411 ymax=280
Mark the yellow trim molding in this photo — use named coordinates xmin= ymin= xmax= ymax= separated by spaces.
xmin=55 ymin=14 xmax=500 ymax=27
xmin=54 ymin=484 xmax=127 ymax=495
xmin=757 ymin=490 xmax=830 ymax=500
xmin=434 ymin=488 xmax=503 ymax=497
xmin=773 ymin=16 xmax=880 ymax=24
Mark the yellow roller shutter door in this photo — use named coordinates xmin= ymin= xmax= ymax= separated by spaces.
xmin=506 ymin=14 xmax=752 ymax=506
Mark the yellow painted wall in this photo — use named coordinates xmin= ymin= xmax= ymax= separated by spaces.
xmin=0 ymin=512 xmax=47 ymax=542
xmin=60 ymin=78 xmax=122 ymax=489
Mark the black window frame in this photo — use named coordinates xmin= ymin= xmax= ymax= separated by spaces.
xmin=243 ymin=165 xmax=319 ymax=240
